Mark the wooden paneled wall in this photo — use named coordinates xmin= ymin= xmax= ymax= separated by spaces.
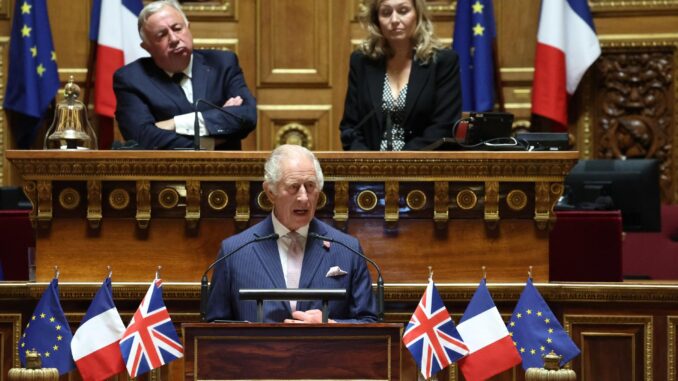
xmin=1 ymin=0 xmax=678 ymax=201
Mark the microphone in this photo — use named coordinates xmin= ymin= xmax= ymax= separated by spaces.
xmin=308 ymin=232 xmax=384 ymax=322
xmin=192 ymin=98 xmax=246 ymax=151
xmin=200 ymin=232 xmax=279 ymax=321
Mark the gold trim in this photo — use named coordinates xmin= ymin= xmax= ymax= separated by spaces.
xmin=317 ymin=191 xmax=327 ymax=210
xmin=258 ymin=105 xmax=332 ymax=111
xmin=276 ymin=122 xmax=314 ymax=149
xmin=434 ymin=181 xmax=449 ymax=225
xmin=456 ymin=189 xmax=477 ymax=210
xmin=185 ymin=180 xmax=201 ymax=229
xmin=158 ymin=187 xmax=180 ymax=209
xmin=193 ymin=38 xmax=238 ymax=54
xmin=384 ymin=181 xmax=399 ymax=225
xmin=333 ymin=181 xmax=349 ymax=228
xmin=207 ymin=189 xmax=229 ymax=211
xmin=136 ymin=180 xmax=151 ymax=229
xmin=0 ymin=313 xmax=22 ymax=368
xmin=58 ymin=187 xmax=80 ymax=210
xmin=356 ymin=190 xmax=378 ymax=211
xmin=257 ymin=191 xmax=273 ymax=212
xmin=87 ymin=180 xmax=102 ymax=229
xmin=506 ymin=189 xmax=528 ymax=211
xmin=669 ymin=316 xmax=678 ymax=381
xmin=36 ymin=180 xmax=52 ymax=228
xmin=109 ymin=188 xmax=130 ymax=211
xmin=181 ymin=0 xmax=233 ymax=18
xmin=235 ymin=181 xmax=251 ymax=228
xmin=592 ymin=1 xmax=678 ymax=14
xmin=405 ymin=190 xmax=427 ymax=211
xmin=484 ymin=181 xmax=500 ymax=225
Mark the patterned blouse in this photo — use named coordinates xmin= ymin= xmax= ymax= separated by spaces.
xmin=380 ymin=73 xmax=408 ymax=151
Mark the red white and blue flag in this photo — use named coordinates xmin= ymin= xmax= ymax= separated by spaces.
xmin=90 ymin=0 xmax=148 ymax=117
xmin=71 ymin=277 xmax=125 ymax=381
xmin=403 ymin=281 xmax=468 ymax=379
xmin=531 ymin=0 xmax=600 ymax=131
xmin=457 ymin=278 xmax=522 ymax=381
xmin=119 ymin=279 xmax=183 ymax=377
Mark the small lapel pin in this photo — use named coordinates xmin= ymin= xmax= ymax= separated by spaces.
xmin=323 ymin=240 xmax=331 ymax=250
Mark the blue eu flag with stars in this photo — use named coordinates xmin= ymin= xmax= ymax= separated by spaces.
xmin=452 ymin=0 xmax=497 ymax=112
xmin=508 ymin=278 xmax=580 ymax=369
xmin=18 ymin=278 xmax=75 ymax=374
xmin=3 ymin=0 xmax=60 ymax=147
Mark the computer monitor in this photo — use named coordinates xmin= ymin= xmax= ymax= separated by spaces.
xmin=563 ymin=159 xmax=661 ymax=232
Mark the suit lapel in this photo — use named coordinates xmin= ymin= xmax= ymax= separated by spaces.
xmin=252 ymin=217 xmax=287 ymax=289
xmin=298 ymin=219 xmax=328 ymax=289
xmin=145 ymin=61 xmax=190 ymax=110
xmin=191 ymin=52 xmax=210 ymax=104
xmin=366 ymin=58 xmax=386 ymax=133
xmin=403 ymin=58 xmax=430 ymax=126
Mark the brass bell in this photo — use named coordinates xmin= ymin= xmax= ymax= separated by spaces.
xmin=525 ymin=351 xmax=577 ymax=380
xmin=8 ymin=350 xmax=59 ymax=381
xmin=44 ymin=76 xmax=98 ymax=150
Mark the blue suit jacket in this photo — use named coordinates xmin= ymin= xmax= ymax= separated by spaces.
xmin=205 ymin=216 xmax=378 ymax=323
xmin=113 ymin=50 xmax=256 ymax=150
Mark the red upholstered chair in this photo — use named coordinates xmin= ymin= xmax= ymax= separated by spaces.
xmin=0 ymin=210 xmax=34 ymax=280
xmin=549 ymin=210 xmax=623 ymax=282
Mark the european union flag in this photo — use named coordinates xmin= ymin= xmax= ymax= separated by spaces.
xmin=18 ymin=278 xmax=75 ymax=374
xmin=452 ymin=0 xmax=497 ymax=112
xmin=3 ymin=0 xmax=60 ymax=148
xmin=508 ymin=278 xmax=580 ymax=369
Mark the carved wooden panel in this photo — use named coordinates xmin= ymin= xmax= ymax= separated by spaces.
xmin=565 ymin=315 xmax=652 ymax=381
xmin=579 ymin=35 xmax=678 ymax=204
xmin=256 ymin=0 xmax=330 ymax=86
xmin=257 ymin=105 xmax=332 ymax=150
xmin=0 ymin=314 xmax=21 ymax=380
xmin=670 ymin=316 xmax=678 ymax=381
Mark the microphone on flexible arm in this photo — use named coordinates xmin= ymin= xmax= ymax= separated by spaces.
xmin=191 ymin=98 xmax=245 ymax=151
xmin=308 ymin=232 xmax=384 ymax=322
xmin=200 ymin=232 xmax=279 ymax=321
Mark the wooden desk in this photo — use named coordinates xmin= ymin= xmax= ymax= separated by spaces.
xmin=6 ymin=150 xmax=578 ymax=282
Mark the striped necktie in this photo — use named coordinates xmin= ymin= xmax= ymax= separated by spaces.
xmin=285 ymin=231 xmax=304 ymax=311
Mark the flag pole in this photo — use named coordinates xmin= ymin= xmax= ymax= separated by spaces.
xmin=83 ymin=40 xmax=97 ymax=110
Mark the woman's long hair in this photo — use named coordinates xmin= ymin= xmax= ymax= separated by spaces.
xmin=359 ymin=0 xmax=443 ymax=64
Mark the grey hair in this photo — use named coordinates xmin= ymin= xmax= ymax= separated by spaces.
xmin=138 ymin=0 xmax=188 ymax=42
xmin=264 ymin=145 xmax=324 ymax=195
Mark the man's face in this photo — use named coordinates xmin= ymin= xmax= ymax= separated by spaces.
xmin=264 ymin=156 xmax=320 ymax=232
xmin=140 ymin=6 xmax=193 ymax=73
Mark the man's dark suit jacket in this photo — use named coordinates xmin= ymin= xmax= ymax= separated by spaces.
xmin=339 ymin=48 xmax=462 ymax=150
xmin=205 ymin=216 xmax=378 ymax=323
xmin=113 ymin=50 xmax=256 ymax=150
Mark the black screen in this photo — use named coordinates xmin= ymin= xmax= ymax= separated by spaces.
xmin=563 ymin=159 xmax=661 ymax=232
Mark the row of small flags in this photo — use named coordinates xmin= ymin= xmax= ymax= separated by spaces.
xmin=18 ymin=276 xmax=183 ymax=380
xmin=403 ymin=277 xmax=580 ymax=380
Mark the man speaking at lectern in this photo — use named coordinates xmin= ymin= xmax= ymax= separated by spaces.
xmin=113 ymin=0 xmax=256 ymax=150
xmin=205 ymin=145 xmax=377 ymax=323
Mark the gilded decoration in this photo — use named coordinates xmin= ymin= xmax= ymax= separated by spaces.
xmin=405 ymin=190 xmax=427 ymax=211
xmin=456 ymin=188 xmax=477 ymax=210
xmin=333 ymin=181 xmax=349 ymax=228
xmin=276 ymin=123 xmax=313 ymax=149
xmin=36 ymin=180 xmax=52 ymax=228
xmin=158 ymin=187 xmax=180 ymax=209
xmin=506 ymin=189 xmax=528 ymax=211
xmin=136 ymin=181 xmax=151 ymax=229
xmin=207 ymin=189 xmax=229 ymax=211
xmin=669 ymin=316 xmax=678 ymax=381
xmin=317 ymin=191 xmax=327 ymax=210
xmin=434 ymin=181 xmax=450 ymax=225
xmin=356 ymin=190 xmax=378 ymax=211
xmin=256 ymin=191 xmax=273 ymax=212
xmin=58 ymin=188 xmax=80 ymax=210
xmin=109 ymin=188 xmax=130 ymax=211
xmin=235 ymin=180 xmax=250 ymax=228
xmin=385 ymin=181 xmax=399 ymax=226
xmin=484 ymin=181 xmax=500 ymax=226
xmin=534 ymin=182 xmax=551 ymax=230
xmin=87 ymin=180 xmax=102 ymax=230
xmin=180 ymin=0 xmax=233 ymax=18
xmin=185 ymin=180 xmax=201 ymax=228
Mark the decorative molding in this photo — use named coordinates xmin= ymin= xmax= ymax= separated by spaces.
xmin=0 ymin=313 xmax=21 ymax=369
xmin=670 ymin=316 xmax=678 ymax=381
xmin=564 ymin=314 xmax=653 ymax=381
xmin=193 ymin=38 xmax=238 ymax=54
xmin=591 ymin=0 xmax=678 ymax=15
xmin=180 ymin=0 xmax=234 ymax=19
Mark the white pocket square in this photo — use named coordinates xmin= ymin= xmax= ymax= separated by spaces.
xmin=326 ymin=266 xmax=348 ymax=277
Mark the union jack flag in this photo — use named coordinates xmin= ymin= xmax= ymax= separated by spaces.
xmin=403 ymin=281 xmax=468 ymax=379
xmin=119 ymin=279 xmax=183 ymax=377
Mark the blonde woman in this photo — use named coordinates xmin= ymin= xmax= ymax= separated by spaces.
xmin=340 ymin=0 xmax=461 ymax=151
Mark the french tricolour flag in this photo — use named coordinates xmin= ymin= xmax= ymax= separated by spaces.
xmin=531 ymin=0 xmax=600 ymax=131
xmin=456 ymin=279 xmax=521 ymax=381
xmin=71 ymin=277 xmax=126 ymax=381
xmin=90 ymin=0 xmax=148 ymax=117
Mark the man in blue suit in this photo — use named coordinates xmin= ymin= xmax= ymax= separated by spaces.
xmin=113 ymin=0 xmax=256 ymax=150
xmin=206 ymin=145 xmax=377 ymax=323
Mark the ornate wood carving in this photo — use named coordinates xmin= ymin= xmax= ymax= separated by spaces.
xmin=185 ymin=180 xmax=201 ymax=229
xmin=87 ymin=180 xmax=102 ymax=230
xmin=534 ymin=181 xmax=550 ymax=230
xmin=36 ymin=180 xmax=52 ymax=229
xmin=384 ymin=181 xmax=399 ymax=228
xmin=235 ymin=180 xmax=250 ymax=230
xmin=333 ymin=181 xmax=349 ymax=230
xmin=433 ymin=181 xmax=449 ymax=228
xmin=136 ymin=180 xmax=151 ymax=229
xmin=484 ymin=181 xmax=499 ymax=228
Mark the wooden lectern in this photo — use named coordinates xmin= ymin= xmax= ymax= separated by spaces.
xmin=182 ymin=323 xmax=402 ymax=380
